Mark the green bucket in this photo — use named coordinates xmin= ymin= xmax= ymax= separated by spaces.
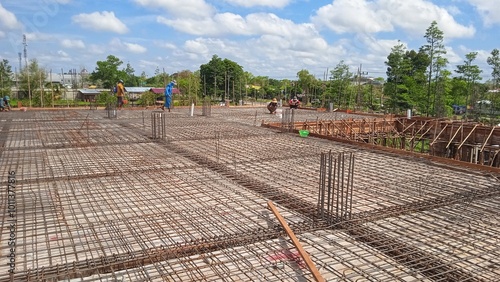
xmin=299 ymin=130 xmax=309 ymax=137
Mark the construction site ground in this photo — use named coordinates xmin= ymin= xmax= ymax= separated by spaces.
xmin=0 ymin=106 xmax=499 ymax=281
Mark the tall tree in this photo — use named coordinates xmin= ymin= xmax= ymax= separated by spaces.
xmin=297 ymin=69 xmax=315 ymax=104
xmin=487 ymin=49 xmax=500 ymax=88
xmin=421 ymin=21 xmax=446 ymax=116
xmin=455 ymin=52 xmax=482 ymax=116
xmin=223 ymin=58 xmax=244 ymax=103
xmin=0 ymin=59 xmax=13 ymax=98
xmin=200 ymin=55 xmax=243 ymax=101
xmin=403 ymin=49 xmax=430 ymax=114
xmin=200 ymin=55 xmax=225 ymax=100
xmin=124 ymin=62 xmax=140 ymax=86
xmin=385 ymin=42 xmax=409 ymax=113
xmin=329 ymin=60 xmax=352 ymax=108
xmin=18 ymin=59 xmax=48 ymax=106
xmin=89 ymin=55 xmax=126 ymax=89
xmin=433 ymin=56 xmax=450 ymax=117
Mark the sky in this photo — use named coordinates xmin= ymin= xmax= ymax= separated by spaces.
xmin=0 ymin=0 xmax=499 ymax=81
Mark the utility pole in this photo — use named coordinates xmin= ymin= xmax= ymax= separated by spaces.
xmin=23 ymin=34 xmax=31 ymax=107
xmin=356 ymin=64 xmax=368 ymax=110
xmin=203 ymin=74 xmax=206 ymax=97
xmin=18 ymin=52 xmax=22 ymax=74
xmin=50 ymin=70 xmax=54 ymax=107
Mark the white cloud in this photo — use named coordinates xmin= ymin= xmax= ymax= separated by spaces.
xmin=72 ymin=11 xmax=128 ymax=34
xmin=0 ymin=3 xmax=22 ymax=30
xmin=61 ymin=39 xmax=85 ymax=49
xmin=312 ymin=0 xmax=392 ymax=34
xmin=312 ymin=0 xmax=475 ymax=39
xmin=156 ymin=41 xmax=177 ymax=50
xmin=123 ymin=42 xmax=147 ymax=53
xmin=87 ymin=44 xmax=106 ymax=55
xmin=133 ymin=0 xmax=215 ymax=18
xmin=157 ymin=16 xmax=220 ymax=36
xmin=25 ymin=32 xmax=57 ymax=41
xmin=467 ymin=0 xmax=500 ymax=27
xmin=378 ymin=0 xmax=475 ymax=39
xmin=57 ymin=50 xmax=69 ymax=57
xmin=445 ymin=46 xmax=463 ymax=65
xmin=184 ymin=39 xmax=210 ymax=55
xmin=159 ymin=11 xmax=325 ymax=43
xmin=223 ymin=0 xmax=292 ymax=8
xmin=107 ymin=38 xmax=147 ymax=54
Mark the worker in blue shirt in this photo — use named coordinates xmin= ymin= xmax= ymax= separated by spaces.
xmin=162 ymin=80 xmax=176 ymax=112
xmin=2 ymin=96 xmax=10 ymax=111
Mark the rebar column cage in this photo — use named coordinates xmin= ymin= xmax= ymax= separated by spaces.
xmin=281 ymin=108 xmax=295 ymax=132
xmin=318 ymin=151 xmax=355 ymax=224
xmin=106 ymin=103 xmax=117 ymax=119
xmin=202 ymin=97 xmax=212 ymax=117
xmin=151 ymin=111 xmax=166 ymax=139
xmin=89 ymin=100 xmax=97 ymax=110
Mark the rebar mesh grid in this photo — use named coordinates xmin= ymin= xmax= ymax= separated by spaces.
xmin=1 ymin=108 xmax=499 ymax=281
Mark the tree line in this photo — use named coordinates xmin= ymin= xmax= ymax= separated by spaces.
xmin=1 ymin=20 xmax=498 ymax=120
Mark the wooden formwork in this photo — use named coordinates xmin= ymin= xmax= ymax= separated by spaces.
xmin=264 ymin=116 xmax=500 ymax=168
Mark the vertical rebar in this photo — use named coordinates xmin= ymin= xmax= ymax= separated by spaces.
xmin=326 ymin=151 xmax=333 ymax=220
xmin=347 ymin=152 xmax=355 ymax=220
xmin=318 ymin=152 xmax=325 ymax=218
xmin=281 ymin=109 xmax=295 ymax=133
xmin=318 ymin=151 xmax=355 ymax=223
xmin=107 ymin=103 xmax=117 ymax=119
xmin=151 ymin=111 xmax=166 ymax=140
xmin=215 ymin=131 xmax=220 ymax=162
xmin=202 ymin=98 xmax=212 ymax=117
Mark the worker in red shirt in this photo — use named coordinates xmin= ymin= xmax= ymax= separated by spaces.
xmin=289 ymin=96 xmax=300 ymax=109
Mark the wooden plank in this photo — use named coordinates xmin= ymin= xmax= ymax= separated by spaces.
xmin=480 ymin=127 xmax=496 ymax=152
xmin=267 ymin=201 xmax=324 ymax=282
xmin=446 ymin=124 xmax=463 ymax=149
xmin=457 ymin=124 xmax=478 ymax=150
xmin=430 ymin=124 xmax=448 ymax=146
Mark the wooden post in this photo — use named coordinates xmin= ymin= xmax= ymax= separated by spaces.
xmin=267 ymin=201 xmax=324 ymax=282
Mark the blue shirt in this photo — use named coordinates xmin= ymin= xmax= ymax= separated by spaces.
xmin=165 ymin=81 xmax=174 ymax=97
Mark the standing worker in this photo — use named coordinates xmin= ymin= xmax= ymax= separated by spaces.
xmin=162 ymin=80 xmax=176 ymax=112
xmin=116 ymin=79 xmax=125 ymax=110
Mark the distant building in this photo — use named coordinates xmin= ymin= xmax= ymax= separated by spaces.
xmin=149 ymin=87 xmax=181 ymax=95
xmin=77 ymin=89 xmax=106 ymax=102
xmin=125 ymin=87 xmax=153 ymax=100
xmin=76 ymin=86 xmax=182 ymax=102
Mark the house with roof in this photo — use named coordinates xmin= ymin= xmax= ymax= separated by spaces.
xmin=149 ymin=87 xmax=181 ymax=97
xmin=77 ymin=86 xmax=181 ymax=103
xmin=77 ymin=88 xmax=106 ymax=102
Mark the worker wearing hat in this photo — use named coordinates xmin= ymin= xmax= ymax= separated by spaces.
xmin=267 ymin=98 xmax=278 ymax=114
xmin=116 ymin=79 xmax=125 ymax=110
